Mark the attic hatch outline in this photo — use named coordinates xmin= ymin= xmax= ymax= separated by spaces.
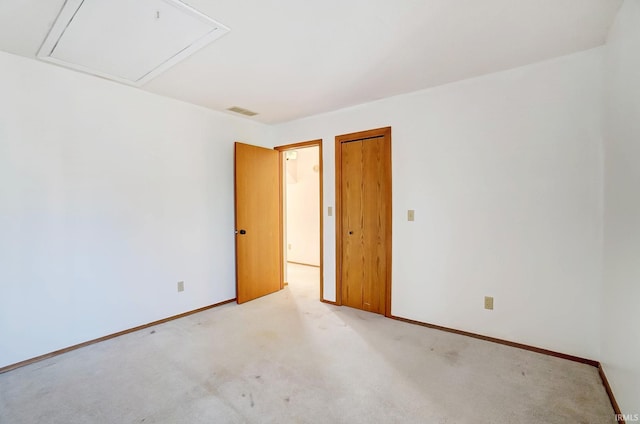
xmin=37 ymin=0 xmax=230 ymax=86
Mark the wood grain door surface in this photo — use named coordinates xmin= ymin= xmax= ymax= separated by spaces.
xmin=234 ymin=142 xmax=282 ymax=303
xmin=339 ymin=132 xmax=391 ymax=315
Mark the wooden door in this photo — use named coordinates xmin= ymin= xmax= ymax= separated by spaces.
xmin=336 ymin=128 xmax=392 ymax=315
xmin=234 ymin=142 xmax=282 ymax=303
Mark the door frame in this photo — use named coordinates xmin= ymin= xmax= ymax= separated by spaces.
xmin=335 ymin=127 xmax=392 ymax=317
xmin=274 ymin=140 xmax=324 ymax=301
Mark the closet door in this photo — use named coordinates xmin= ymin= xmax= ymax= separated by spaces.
xmin=336 ymin=128 xmax=391 ymax=315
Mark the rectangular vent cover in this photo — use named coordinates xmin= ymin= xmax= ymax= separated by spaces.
xmin=38 ymin=0 xmax=230 ymax=86
xmin=227 ymin=106 xmax=258 ymax=116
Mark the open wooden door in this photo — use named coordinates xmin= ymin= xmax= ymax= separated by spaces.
xmin=234 ymin=142 xmax=282 ymax=303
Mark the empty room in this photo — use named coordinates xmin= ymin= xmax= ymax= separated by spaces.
xmin=1 ymin=0 xmax=639 ymax=423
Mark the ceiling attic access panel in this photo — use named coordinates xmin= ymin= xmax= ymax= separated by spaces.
xmin=37 ymin=0 xmax=229 ymax=86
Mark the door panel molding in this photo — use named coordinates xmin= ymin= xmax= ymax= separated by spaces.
xmin=335 ymin=127 xmax=392 ymax=316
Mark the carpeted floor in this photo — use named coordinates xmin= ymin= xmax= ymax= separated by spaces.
xmin=0 ymin=264 xmax=615 ymax=423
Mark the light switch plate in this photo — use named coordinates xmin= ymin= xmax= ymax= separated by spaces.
xmin=328 ymin=206 xmax=333 ymax=216
xmin=177 ymin=281 xmax=184 ymax=292
xmin=408 ymin=210 xmax=415 ymax=221
xmin=484 ymin=296 xmax=494 ymax=310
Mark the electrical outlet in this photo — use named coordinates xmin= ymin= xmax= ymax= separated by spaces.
xmin=484 ymin=296 xmax=494 ymax=310
xmin=177 ymin=281 xmax=184 ymax=292
xmin=408 ymin=210 xmax=415 ymax=221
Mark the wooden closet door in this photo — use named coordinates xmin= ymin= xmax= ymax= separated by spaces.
xmin=341 ymin=139 xmax=365 ymax=310
xmin=339 ymin=133 xmax=390 ymax=315
xmin=362 ymin=136 xmax=388 ymax=314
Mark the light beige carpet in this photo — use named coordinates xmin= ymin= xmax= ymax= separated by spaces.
xmin=0 ymin=264 xmax=615 ymax=423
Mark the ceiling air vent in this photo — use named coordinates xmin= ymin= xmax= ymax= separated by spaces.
xmin=227 ymin=106 xmax=259 ymax=117
xmin=37 ymin=0 xmax=230 ymax=86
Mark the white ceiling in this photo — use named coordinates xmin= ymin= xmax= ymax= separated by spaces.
xmin=0 ymin=0 xmax=623 ymax=124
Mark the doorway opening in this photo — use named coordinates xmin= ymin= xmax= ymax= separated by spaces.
xmin=275 ymin=140 xmax=324 ymax=300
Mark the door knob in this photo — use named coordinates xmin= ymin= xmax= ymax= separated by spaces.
xmin=348 ymin=231 xmax=353 ymax=235
xmin=236 ymin=229 xmax=246 ymax=235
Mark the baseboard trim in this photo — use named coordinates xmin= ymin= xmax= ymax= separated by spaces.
xmin=321 ymin=299 xmax=338 ymax=305
xmin=390 ymin=314 xmax=598 ymax=365
xmin=598 ymin=363 xmax=625 ymax=423
xmin=389 ymin=314 xmax=624 ymax=419
xmin=0 ymin=298 xmax=236 ymax=374
xmin=287 ymin=261 xmax=320 ymax=268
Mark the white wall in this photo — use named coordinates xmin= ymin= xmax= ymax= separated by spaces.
xmin=602 ymin=0 xmax=640 ymax=415
xmin=0 ymin=51 xmax=269 ymax=368
xmin=274 ymin=48 xmax=604 ymax=359
xmin=285 ymin=147 xmax=320 ymax=266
